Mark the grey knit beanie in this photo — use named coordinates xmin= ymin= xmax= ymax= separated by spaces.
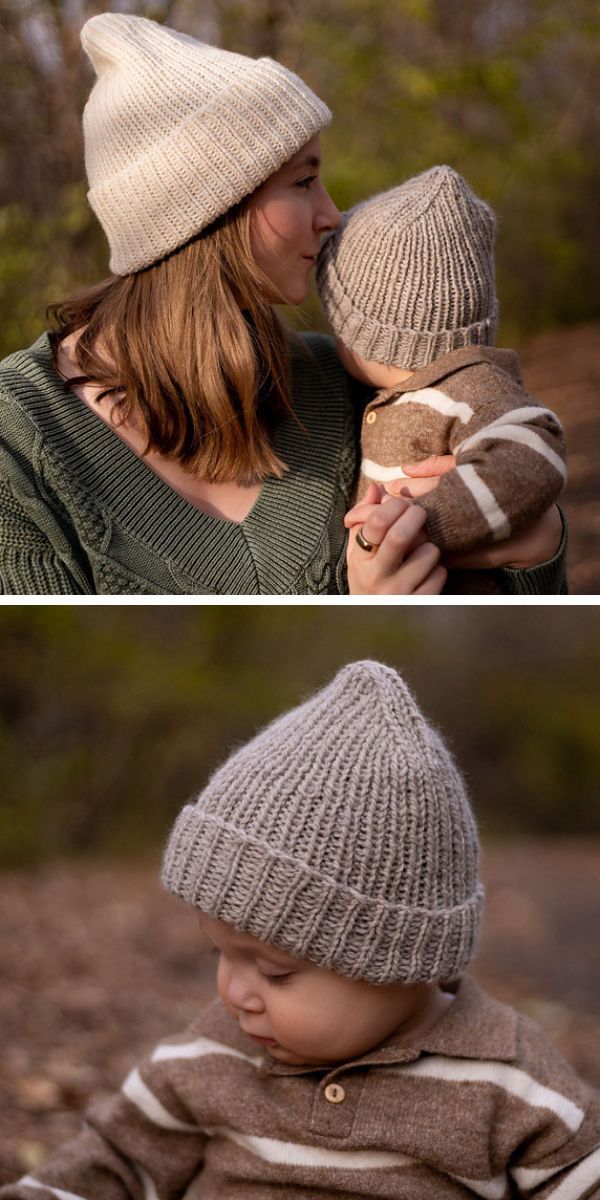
xmin=162 ymin=661 xmax=484 ymax=985
xmin=80 ymin=13 xmax=331 ymax=274
xmin=316 ymin=165 xmax=498 ymax=370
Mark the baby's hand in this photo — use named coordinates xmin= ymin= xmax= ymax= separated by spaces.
xmin=394 ymin=454 xmax=457 ymax=498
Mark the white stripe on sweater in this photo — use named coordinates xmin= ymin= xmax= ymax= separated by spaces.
xmin=452 ymin=1172 xmax=507 ymax=1199
xmin=122 ymin=1068 xmax=197 ymax=1132
xmin=457 ymin=414 xmax=567 ymax=479
xmin=512 ymin=1163 xmax=560 ymax=1188
xmin=455 ymin=464 xmax=511 ymax=539
xmin=467 ymin=405 xmax=563 ymax=433
xmin=397 ymin=1057 xmax=584 ymax=1131
xmin=457 ymin=404 xmax=562 ymax=442
xmin=152 ymin=1036 xmax=261 ymax=1068
xmin=203 ymin=1125 xmax=413 ymax=1170
xmin=19 ymin=1177 xmax=87 ymax=1200
xmin=136 ymin=1165 xmax=161 ymax=1200
xmin=205 ymin=1126 xmax=509 ymax=1195
xmin=513 ymin=1147 xmax=600 ymax=1198
xmin=361 ymin=458 xmax=409 ymax=482
xmin=392 ymin=387 xmax=474 ymax=424
xmin=539 ymin=1145 xmax=600 ymax=1199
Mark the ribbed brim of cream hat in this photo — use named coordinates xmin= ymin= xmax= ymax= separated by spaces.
xmin=317 ymin=165 xmax=498 ymax=370
xmin=162 ymin=661 xmax=484 ymax=985
xmin=81 ymin=13 xmax=331 ymax=274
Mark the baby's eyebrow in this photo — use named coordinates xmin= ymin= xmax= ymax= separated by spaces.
xmin=201 ymin=921 xmax=298 ymax=966
xmin=255 ymin=948 xmax=297 ymax=967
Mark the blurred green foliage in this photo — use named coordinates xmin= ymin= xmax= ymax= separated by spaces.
xmin=0 ymin=186 xmax=104 ymax=355
xmin=0 ymin=0 xmax=599 ymax=359
xmin=0 ymin=606 xmax=598 ymax=865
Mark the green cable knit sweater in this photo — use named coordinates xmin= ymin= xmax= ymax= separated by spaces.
xmin=0 ymin=331 xmax=567 ymax=595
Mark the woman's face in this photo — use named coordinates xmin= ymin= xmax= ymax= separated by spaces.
xmin=249 ymin=135 xmax=340 ymax=304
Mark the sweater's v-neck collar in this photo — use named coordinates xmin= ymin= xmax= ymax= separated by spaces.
xmin=19 ymin=334 xmax=348 ymax=594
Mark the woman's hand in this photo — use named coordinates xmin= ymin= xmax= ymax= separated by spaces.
xmin=447 ymin=504 xmax=564 ymax=571
xmin=345 ymin=484 xmax=447 ymax=595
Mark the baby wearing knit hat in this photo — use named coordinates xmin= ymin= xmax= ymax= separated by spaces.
xmin=317 ymin=169 xmax=567 ymax=576
xmin=6 ymin=662 xmax=600 ymax=1200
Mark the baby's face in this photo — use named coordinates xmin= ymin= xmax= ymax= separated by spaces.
xmin=199 ymin=914 xmax=442 ymax=1068
xmin=335 ymin=339 xmax=414 ymax=389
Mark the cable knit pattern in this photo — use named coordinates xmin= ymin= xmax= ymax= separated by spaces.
xmin=317 ymin=166 xmax=498 ymax=369
xmin=162 ymin=661 xmax=484 ymax=984
xmin=80 ymin=13 xmax=331 ymax=273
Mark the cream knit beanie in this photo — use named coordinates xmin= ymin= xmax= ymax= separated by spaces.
xmin=80 ymin=13 xmax=331 ymax=274
xmin=317 ymin=166 xmax=498 ymax=370
xmin=162 ymin=661 xmax=484 ymax=984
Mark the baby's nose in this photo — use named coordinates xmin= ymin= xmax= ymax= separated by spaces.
xmin=224 ymin=969 xmax=264 ymax=1012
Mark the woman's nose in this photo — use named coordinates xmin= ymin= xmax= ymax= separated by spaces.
xmin=316 ymin=186 xmax=341 ymax=233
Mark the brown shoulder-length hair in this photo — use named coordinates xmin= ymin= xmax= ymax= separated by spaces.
xmin=48 ymin=200 xmax=296 ymax=484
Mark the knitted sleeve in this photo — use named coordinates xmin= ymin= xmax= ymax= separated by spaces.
xmin=496 ymin=506 xmax=568 ymax=595
xmin=413 ymin=367 xmax=567 ymax=554
xmin=504 ymin=1019 xmax=600 ymax=1199
xmin=0 ymin=480 xmax=90 ymax=595
xmin=0 ymin=1043 xmax=208 ymax=1200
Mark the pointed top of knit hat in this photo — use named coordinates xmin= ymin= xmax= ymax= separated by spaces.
xmin=162 ymin=660 xmax=484 ymax=984
xmin=80 ymin=12 xmax=331 ymax=274
xmin=316 ymin=165 xmax=498 ymax=370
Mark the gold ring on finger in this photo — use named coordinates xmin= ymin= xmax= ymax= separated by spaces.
xmin=355 ymin=527 xmax=379 ymax=554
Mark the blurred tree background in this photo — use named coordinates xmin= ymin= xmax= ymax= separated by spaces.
xmin=0 ymin=605 xmax=598 ymax=866
xmin=0 ymin=0 xmax=599 ymax=359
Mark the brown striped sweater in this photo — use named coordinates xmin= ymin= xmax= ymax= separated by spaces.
xmin=3 ymin=978 xmax=599 ymax=1200
xmin=358 ymin=346 xmax=567 ymax=555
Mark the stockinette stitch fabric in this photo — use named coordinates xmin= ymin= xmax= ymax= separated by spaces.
xmin=316 ymin=165 xmax=498 ymax=370
xmin=162 ymin=661 xmax=484 ymax=984
xmin=80 ymin=12 xmax=331 ymax=274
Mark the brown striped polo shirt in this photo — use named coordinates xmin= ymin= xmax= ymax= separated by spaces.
xmin=358 ymin=346 xmax=567 ymax=555
xmin=3 ymin=977 xmax=599 ymax=1200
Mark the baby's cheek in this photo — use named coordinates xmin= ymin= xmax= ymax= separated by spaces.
xmin=274 ymin=1000 xmax=323 ymax=1049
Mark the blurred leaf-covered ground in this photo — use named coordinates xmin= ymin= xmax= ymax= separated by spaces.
xmin=1 ymin=840 xmax=598 ymax=1185
xmin=518 ymin=320 xmax=600 ymax=594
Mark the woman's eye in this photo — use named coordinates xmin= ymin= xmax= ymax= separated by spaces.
xmin=295 ymin=175 xmax=317 ymax=190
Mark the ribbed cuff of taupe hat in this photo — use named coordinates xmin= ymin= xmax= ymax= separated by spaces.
xmin=318 ymin=262 xmax=498 ymax=370
xmin=89 ymin=59 xmax=331 ymax=275
xmin=162 ymin=804 xmax=484 ymax=985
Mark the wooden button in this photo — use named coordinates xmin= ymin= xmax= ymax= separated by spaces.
xmin=324 ymin=1083 xmax=346 ymax=1104
xmin=365 ymin=411 xmax=377 ymax=424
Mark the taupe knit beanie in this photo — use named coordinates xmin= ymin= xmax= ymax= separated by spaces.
xmin=162 ymin=661 xmax=484 ymax=985
xmin=317 ymin=166 xmax=498 ymax=370
xmin=80 ymin=13 xmax=331 ymax=274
